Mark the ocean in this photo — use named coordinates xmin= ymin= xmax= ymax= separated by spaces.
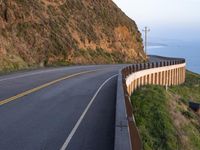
xmin=147 ymin=39 xmax=200 ymax=74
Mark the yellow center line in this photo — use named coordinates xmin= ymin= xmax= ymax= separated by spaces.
xmin=0 ymin=70 xmax=98 ymax=106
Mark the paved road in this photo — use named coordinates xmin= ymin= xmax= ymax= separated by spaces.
xmin=0 ymin=65 xmax=125 ymax=150
xmin=0 ymin=55 xmax=169 ymax=150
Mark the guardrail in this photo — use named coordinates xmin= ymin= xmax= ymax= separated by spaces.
xmin=115 ymin=56 xmax=186 ymax=150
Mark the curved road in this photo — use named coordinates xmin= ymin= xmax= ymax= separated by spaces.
xmin=0 ymin=65 xmax=125 ymax=150
xmin=0 ymin=56 xmax=168 ymax=150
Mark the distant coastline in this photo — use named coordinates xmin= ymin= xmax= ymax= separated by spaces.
xmin=148 ymin=45 xmax=166 ymax=49
xmin=148 ymin=42 xmax=168 ymax=47
xmin=147 ymin=42 xmax=167 ymax=49
xmin=148 ymin=40 xmax=200 ymax=74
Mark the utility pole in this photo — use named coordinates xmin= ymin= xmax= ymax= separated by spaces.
xmin=142 ymin=27 xmax=150 ymax=55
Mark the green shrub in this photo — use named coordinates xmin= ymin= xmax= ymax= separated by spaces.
xmin=131 ymin=85 xmax=178 ymax=150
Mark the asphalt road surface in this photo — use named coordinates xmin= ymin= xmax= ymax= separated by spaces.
xmin=0 ymin=56 xmax=167 ymax=150
xmin=0 ymin=65 xmax=125 ymax=150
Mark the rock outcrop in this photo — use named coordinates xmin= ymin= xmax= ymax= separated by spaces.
xmin=0 ymin=0 xmax=146 ymax=71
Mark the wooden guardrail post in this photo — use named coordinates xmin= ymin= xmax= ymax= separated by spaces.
xmin=156 ymin=62 xmax=159 ymax=67
xmin=152 ymin=62 xmax=155 ymax=68
xmin=115 ymin=56 xmax=186 ymax=150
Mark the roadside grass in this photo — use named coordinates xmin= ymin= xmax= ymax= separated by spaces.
xmin=73 ymin=48 xmax=126 ymax=64
xmin=131 ymin=71 xmax=200 ymax=150
xmin=170 ymin=71 xmax=200 ymax=103
xmin=0 ymin=56 xmax=29 ymax=73
xmin=131 ymin=85 xmax=178 ymax=150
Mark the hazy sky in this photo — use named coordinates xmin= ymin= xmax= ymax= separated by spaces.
xmin=113 ymin=0 xmax=200 ymax=41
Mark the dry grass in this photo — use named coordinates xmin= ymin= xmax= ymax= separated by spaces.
xmin=167 ymin=71 xmax=200 ymax=150
xmin=132 ymin=72 xmax=200 ymax=150
xmin=0 ymin=0 xmax=146 ymax=72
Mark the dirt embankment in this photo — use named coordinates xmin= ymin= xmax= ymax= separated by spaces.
xmin=0 ymin=0 xmax=146 ymax=72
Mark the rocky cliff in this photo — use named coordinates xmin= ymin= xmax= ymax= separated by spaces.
xmin=0 ymin=0 xmax=146 ymax=72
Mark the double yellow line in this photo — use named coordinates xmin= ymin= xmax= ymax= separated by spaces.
xmin=0 ymin=70 xmax=97 ymax=106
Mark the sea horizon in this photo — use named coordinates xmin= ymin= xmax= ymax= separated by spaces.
xmin=147 ymin=39 xmax=200 ymax=74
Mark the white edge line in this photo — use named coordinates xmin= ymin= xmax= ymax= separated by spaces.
xmin=60 ymin=74 xmax=118 ymax=150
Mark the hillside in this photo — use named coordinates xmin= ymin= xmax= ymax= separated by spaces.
xmin=0 ymin=0 xmax=146 ymax=72
xmin=131 ymin=71 xmax=200 ymax=150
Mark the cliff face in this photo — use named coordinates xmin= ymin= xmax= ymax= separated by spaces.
xmin=0 ymin=0 xmax=146 ymax=71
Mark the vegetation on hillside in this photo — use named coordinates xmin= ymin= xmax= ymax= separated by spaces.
xmin=131 ymin=71 xmax=200 ymax=150
xmin=170 ymin=71 xmax=200 ymax=103
xmin=0 ymin=0 xmax=146 ymax=72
